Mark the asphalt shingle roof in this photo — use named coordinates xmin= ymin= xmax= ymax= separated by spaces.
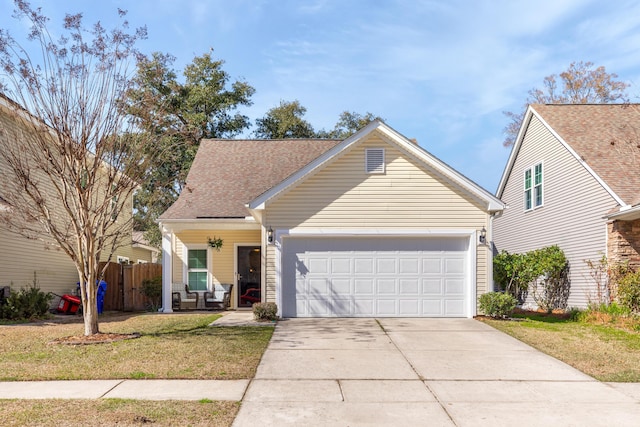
xmin=159 ymin=139 xmax=341 ymax=220
xmin=532 ymin=103 xmax=640 ymax=206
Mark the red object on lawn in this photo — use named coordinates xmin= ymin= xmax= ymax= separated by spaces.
xmin=57 ymin=294 xmax=81 ymax=314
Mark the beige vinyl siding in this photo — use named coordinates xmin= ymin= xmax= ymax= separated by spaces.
xmin=0 ymin=107 xmax=140 ymax=303
xmin=131 ymin=247 xmax=155 ymax=263
xmin=0 ymin=230 xmax=79 ymax=295
xmin=172 ymin=229 xmax=261 ymax=306
xmin=494 ymin=115 xmax=618 ymax=307
xmin=265 ymin=134 xmax=490 ymax=303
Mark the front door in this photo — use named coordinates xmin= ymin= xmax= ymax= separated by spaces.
xmin=237 ymin=246 xmax=261 ymax=308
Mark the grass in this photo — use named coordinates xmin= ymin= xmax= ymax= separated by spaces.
xmin=0 ymin=312 xmax=273 ymax=381
xmin=0 ymin=399 xmax=239 ymax=427
xmin=480 ymin=311 xmax=640 ymax=382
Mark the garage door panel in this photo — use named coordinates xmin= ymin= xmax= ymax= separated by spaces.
xmin=354 ymin=299 xmax=374 ymax=315
xmin=308 ymin=258 xmax=328 ymax=274
xmin=284 ymin=237 xmax=469 ymax=318
xmin=422 ymin=278 xmax=443 ymax=295
xmin=445 ymin=258 xmax=465 ymax=274
xmin=333 ymin=298 xmax=353 ymax=316
xmin=399 ymin=279 xmax=419 ymax=294
xmin=445 ymin=278 xmax=465 ymax=294
xmin=332 ymin=279 xmax=351 ymax=295
xmin=331 ymin=258 xmax=351 ymax=274
xmin=377 ymin=258 xmax=397 ymax=274
xmin=422 ymin=299 xmax=444 ymax=316
xmin=308 ymin=299 xmax=331 ymax=315
xmin=377 ymin=299 xmax=397 ymax=315
xmin=423 ymin=258 xmax=442 ymax=274
xmin=354 ymin=258 xmax=373 ymax=273
xmin=445 ymin=299 xmax=465 ymax=316
xmin=308 ymin=278 xmax=330 ymax=296
xmin=399 ymin=299 xmax=419 ymax=315
xmin=399 ymin=258 xmax=419 ymax=274
xmin=355 ymin=279 xmax=374 ymax=294
xmin=377 ymin=279 xmax=397 ymax=294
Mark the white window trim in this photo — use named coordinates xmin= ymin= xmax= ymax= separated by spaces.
xmin=182 ymin=244 xmax=210 ymax=291
xmin=117 ymin=256 xmax=129 ymax=264
xmin=365 ymin=148 xmax=385 ymax=174
xmin=524 ymin=161 xmax=544 ymax=211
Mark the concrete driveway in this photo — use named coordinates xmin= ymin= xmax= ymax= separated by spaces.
xmin=233 ymin=318 xmax=640 ymax=427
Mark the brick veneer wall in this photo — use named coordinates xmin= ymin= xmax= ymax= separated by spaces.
xmin=608 ymin=219 xmax=640 ymax=270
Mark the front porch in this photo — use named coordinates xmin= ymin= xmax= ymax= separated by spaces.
xmin=160 ymin=220 xmax=265 ymax=313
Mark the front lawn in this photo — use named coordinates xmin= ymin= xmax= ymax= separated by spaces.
xmin=0 ymin=312 xmax=273 ymax=381
xmin=480 ymin=312 xmax=640 ymax=382
xmin=0 ymin=399 xmax=239 ymax=427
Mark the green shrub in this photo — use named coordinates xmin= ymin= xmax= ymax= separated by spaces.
xmin=140 ymin=276 xmax=162 ymax=311
xmin=479 ymin=292 xmax=517 ymax=318
xmin=494 ymin=245 xmax=569 ymax=309
xmin=617 ymin=271 xmax=640 ymax=313
xmin=253 ymin=302 xmax=278 ymax=321
xmin=0 ymin=280 xmax=53 ymax=320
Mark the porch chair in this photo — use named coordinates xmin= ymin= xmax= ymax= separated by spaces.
xmin=203 ymin=284 xmax=233 ymax=310
xmin=172 ymin=283 xmax=199 ymax=310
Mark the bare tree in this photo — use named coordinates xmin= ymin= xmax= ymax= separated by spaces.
xmin=0 ymin=1 xmax=153 ymax=335
xmin=503 ymin=61 xmax=630 ymax=146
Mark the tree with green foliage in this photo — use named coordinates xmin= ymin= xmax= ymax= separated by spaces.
xmin=254 ymin=101 xmax=380 ymax=140
xmin=320 ymin=111 xmax=381 ymax=139
xmin=503 ymin=61 xmax=630 ymax=146
xmin=253 ymin=100 xmax=316 ymax=139
xmin=126 ymin=51 xmax=255 ymax=245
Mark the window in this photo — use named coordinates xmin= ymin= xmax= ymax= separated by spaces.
xmin=365 ymin=148 xmax=385 ymax=174
xmin=524 ymin=162 xmax=543 ymax=211
xmin=117 ymin=256 xmax=130 ymax=265
xmin=187 ymin=248 xmax=208 ymax=291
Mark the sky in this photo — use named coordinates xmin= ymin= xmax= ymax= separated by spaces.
xmin=2 ymin=0 xmax=640 ymax=193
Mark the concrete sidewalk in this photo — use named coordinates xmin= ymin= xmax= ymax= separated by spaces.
xmin=0 ymin=379 xmax=249 ymax=401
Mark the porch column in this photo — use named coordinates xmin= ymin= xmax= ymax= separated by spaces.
xmin=160 ymin=225 xmax=174 ymax=313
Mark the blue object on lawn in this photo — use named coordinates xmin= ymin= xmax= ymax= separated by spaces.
xmin=76 ymin=280 xmax=108 ymax=314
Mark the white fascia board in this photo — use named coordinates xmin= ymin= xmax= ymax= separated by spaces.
xmin=248 ymin=120 xmax=384 ymax=210
xmin=497 ymin=106 xmax=626 ymax=207
xmin=284 ymin=228 xmax=476 ymax=237
xmin=496 ymin=106 xmax=534 ymax=198
xmin=159 ymin=217 xmax=260 ymax=233
xmin=375 ymin=123 xmax=505 ymax=212
xmin=607 ymin=204 xmax=640 ymax=221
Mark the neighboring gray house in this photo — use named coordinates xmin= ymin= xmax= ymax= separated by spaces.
xmin=494 ymin=104 xmax=640 ymax=308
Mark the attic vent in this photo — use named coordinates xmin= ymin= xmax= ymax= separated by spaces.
xmin=365 ymin=148 xmax=385 ymax=174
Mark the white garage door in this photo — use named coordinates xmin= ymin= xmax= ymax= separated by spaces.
xmin=281 ymin=237 xmax=469 ymax=318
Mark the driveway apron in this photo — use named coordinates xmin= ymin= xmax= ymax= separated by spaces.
xmin=233 ymin=318 xmax=640 ymax=427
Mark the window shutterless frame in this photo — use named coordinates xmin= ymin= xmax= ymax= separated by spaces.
xmin=524 ymin=162 xmax=543 ymax=211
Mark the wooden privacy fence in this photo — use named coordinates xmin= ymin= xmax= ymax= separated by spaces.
xmin=100 ymin=262 xmax=162 ymax=312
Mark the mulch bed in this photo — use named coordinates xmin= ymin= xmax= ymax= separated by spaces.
xmin=48 ymin=332 xmax=141 ymax=345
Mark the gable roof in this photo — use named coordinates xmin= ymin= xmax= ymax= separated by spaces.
xmin=497 ymin=104 xmax=640 ymax=207
xmin=248 ymin=120 xmax=505 ymax=213
xmin=159 ymin=139 xmax=340 ymax=220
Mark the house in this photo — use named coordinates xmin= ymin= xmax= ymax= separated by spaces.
xmin=131 ymin=231 xmax=160 ymax=264
xmin=494 ymin=103 xmax=640 ymax=307
xmin=0 ymin=94 xmax=153 ymax=298
xmin=159 ymin=120 xmax=504 ymax=317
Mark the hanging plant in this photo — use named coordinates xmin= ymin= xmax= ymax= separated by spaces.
xmin=207 ymin=236 xmax=224 ymax=251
